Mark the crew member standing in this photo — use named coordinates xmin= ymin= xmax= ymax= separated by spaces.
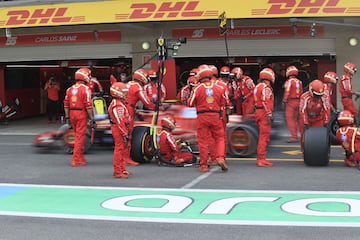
xmin=322 ymin=71 xmax=338 ymax=111
xmin=44 ymin=76 xmax=61 ymax=124
xmin=233 ymin=67 xmax=255 ymax=116
xmin=63 ymin=68 xmax=94 ymax=167
xmin=254 ymin=68 xmax=276 ymax=167
xmin=108 ymin=82 xmax=132 ymax=178
xmin=188 ymin=64 xmax=228 ymax=172
xmin=339 ymin=62 xmax=358 ymax=123
xmin=282 ymin=66 xmax=303 ymax=143
xmin=124 ymin=68 xmax=156 ymax=166
xmin=144 ymin=69 xmax=166 ymax=104
xmin=178 ymin=76 xmax=199 ymax=105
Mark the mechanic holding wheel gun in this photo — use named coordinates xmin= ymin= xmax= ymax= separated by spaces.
xmin=299 ymin=80 xmax=331 ymax=151
xmin=336 ymin=110 xmax=360 ymax=168
xmin=63 ymin=68 xmax=95 ymax=167
xmin=254 ymin=68 xmax=276 ymax=167
xmin=108 ymin=82 xmax=133 ymax=179
xmin=339 ymin=62 xmax=358 ymax=125
xmin=124 ymin=68 xmax=156 ymax=166
xmin=158 ymin=116 xmax=196 ymax=166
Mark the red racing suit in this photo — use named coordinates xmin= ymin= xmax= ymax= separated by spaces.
xmin=144 ymin=81 xmax=166 ymax=103
xmin=88 ymin=77 xmax=103 ymax=94
xmin=63 ymin=81 xmax=93 ymax=166
xmin=254 ymin=81 xmax=274 ymax=161
xmin=108 ymin=98 xmax=130 ymax=175
xmin=124 ymin=81 xmax=155 ymax=160
xmin=158 ymin=129 xmax=194 ymax=164
xmin=324 ymin=83 xmax=335 ymax=111
xmin=188 ymin=80 xmax=226 ymax=167
xmin=336 ymin=126 xmax=360 ymax=166
xmin=299 ymin=91 xmax=330 ymax=144
xmin=282 ymin=76 xmax=303 ymax=140
xmin=178 ymin=85 xmax=191 ymax=105
xmin=110 ymin=74 xmax=117 ymax=85
xmin=339 ymin=74 xmax=357 ymax=119
xmin=239 ymin=75 xmax=255 ymax=116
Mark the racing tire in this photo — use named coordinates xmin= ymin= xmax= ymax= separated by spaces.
xmin=226 ymin=122 xmax=259 ymax=157
xmin=130 ymin=126 xmax=155 ymax=163
xmin=328 ymin=111 xmax=340 ymax=145
xmin=62 ymin=126 xmax=91 ymax=154
xmin=303 ymin=126 xmax=330 ymax=166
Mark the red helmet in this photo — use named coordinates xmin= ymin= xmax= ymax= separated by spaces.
xmin=231 ymin=67 xmax=243 ymax=80
xmin=75 ymin=67 xmax=91 ymax=83
xmin=286 ymin=66 xmax=298 ymax=77
xmin=133 ymin=68 xmax=148 ymax=85
xmin=196 ymin=64 xmax=213 ymax=81
xmin=309 ymin=80 xmax=325 ymax=97
xmin=189 ymin=68 xmax=198 ymax=76
xmin=220 ymin=66 xmax=230 ymax=77
xmin=337 ymin=110 xmax=354 ymax=126
xmin=259 ymin=68 xmax=275 ymax=84
xmin=344 ymin=62 xmax=357 ymax=75
xmin=110 ymin=82 xmax=128 ymax=99
xmin=147 ymin=69 xmax=158 ymax=81
xmin=208 ymin=65 xmax=218 ymax=77
xmin=323 ymin=71 xmax=338 ymax=84
xmin=187 ymin=76 xmax=199 ymax=87
xmin=161 ymin=116 xmax=176 ymax=131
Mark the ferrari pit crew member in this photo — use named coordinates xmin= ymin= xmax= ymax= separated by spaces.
xmin=188 ymin=64 xmax=228 ymax=173
xmin=158 ymin=116 xmax=196 ymax=165
xmin=88 ymin=76 xmax=104 ymax=96
xmin=339 ymin=62 xmax=358 ymax=123
xmin=282 ymin=66 xmax=303 ymax=143
xmin=144 ymin=69 xmax=166 ymax=104
xmin=124 ymin=68 xmax=156 ymax=166
xmin=233 ymin=67 xmax=255 ymax=116
xmin=254 ymin=67 xmax=276 ymax=167
xmin=108 ymin=82 xmax=133 ymax=178
xmin=178 ymin=76 xmax=199 ymax=105
xmin=336 ymin=110 xmax=360 ymax=167
xmin=322 ymin=71 xmax=338 ymax=111
xmin=299 ymin=80 xmax=331 ymax=148
xmin=63 ymin=67 xmax=94 ymax=167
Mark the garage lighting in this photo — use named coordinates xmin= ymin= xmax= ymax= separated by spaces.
xmin=142 ymin=41 xmax=151 ymax=50
xmin=349 ymin=37 xmax=358 ymax=47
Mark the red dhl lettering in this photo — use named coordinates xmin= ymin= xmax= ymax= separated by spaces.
xmin=5 ymin=8 xmax=72 ymax=26
xmin=266 ymin=0 xmax=346 ymax=15
xmin=129 ymin=1 xmax=203 ymax=19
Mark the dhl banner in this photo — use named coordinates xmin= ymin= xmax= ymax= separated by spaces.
xmin=0 ymin=0 xmax=359 ymax=29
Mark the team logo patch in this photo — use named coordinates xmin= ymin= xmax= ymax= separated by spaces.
xmin=71 ymin=88 xmax=78 ymax=95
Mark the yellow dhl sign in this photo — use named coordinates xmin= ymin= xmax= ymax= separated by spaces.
xmin=0 ymin=0 xmax=359 ymax=28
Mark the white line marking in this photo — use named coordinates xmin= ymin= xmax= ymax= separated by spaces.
xmin=181 ymin=167 xmax=218 ymax=189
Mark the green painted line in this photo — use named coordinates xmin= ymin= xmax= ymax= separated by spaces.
xmin=1 ymin=184 xmax=360 ymax=227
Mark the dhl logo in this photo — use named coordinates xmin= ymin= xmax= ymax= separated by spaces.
xmin=253 ymin=0 xmax=359 ymax=15
xmin=1 ymin=7 xmax=84 ymax=27
xmin=115 ymin=1 xmax=218 ymax=20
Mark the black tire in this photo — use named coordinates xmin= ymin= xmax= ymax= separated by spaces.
xmin=226 ymin=122 xmax=259 ymax=157
xmin=328 ymin=111 xmax=340 ymax=145
xmin=303 ymin=126 xmax=330 ymax=166
xmin=62 ymin=126 xmax=91 ymax=154
xmin=130 ymin=126 xmax=154 ymax=163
